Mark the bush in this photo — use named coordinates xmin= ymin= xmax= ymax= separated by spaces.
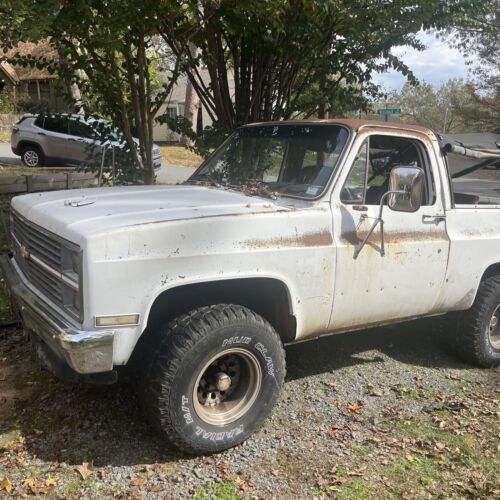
xmin=0 ymin=91 xmax=15 ymax=113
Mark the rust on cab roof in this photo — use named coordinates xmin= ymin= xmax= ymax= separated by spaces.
xmin=242 ymin=118 xmax=436 ymax=138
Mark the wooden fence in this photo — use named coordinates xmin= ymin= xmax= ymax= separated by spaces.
xmin=0 ymin=172 xmax=98 ymax=194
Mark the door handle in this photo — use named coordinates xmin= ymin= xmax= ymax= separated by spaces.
xmin=353 ymin=205 xmax=368 ymax=212
xmin=37 ymin=132 xmax=46 ymax=136
xmin=67 ymin=138 xmax=76 ymax=141
xmin=422 ymin=214 xmax=446 ymax=224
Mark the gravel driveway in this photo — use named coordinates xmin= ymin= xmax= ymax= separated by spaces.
xmin=0 ymin=320 xmax=498 ymax=498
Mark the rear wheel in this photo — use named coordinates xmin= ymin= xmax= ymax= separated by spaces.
xmin=141 ymin=304 xmax=286 ymax=454
xmin=21 ymin=145 xmax=44 ymax=167
xmin=455 ymin=275 xmax=500 ymax=367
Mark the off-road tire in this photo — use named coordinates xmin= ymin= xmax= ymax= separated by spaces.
xmin=141 ymin=304 xmax=286 ymax=454
xmin=21 ymin=145 xmax=44 ymax=167
xmin=454 ymin=275 xmax=500 ymax=367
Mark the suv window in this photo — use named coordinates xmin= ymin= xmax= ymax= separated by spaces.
xmin=34 ymin=115 xmax=44 ymax=128
xmin=43 ymin=116 xmax=69 ymax=134
xmin=68 ymin=119 xmax=96 ymax=139
xmin=341 ymin=135 xmax=434 ymax=206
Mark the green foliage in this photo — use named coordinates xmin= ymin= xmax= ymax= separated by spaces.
xmin=158 ymin=113 xmax=229 ymax=159
xmin=443 ymin=0 xmax=499 ymax=131
xmin=160 ymin=0 xmax=491 ymax=134
xmin=0 ymin=0 xmax=178 ymax=184
xmin=193 ymin=480 xmax=238 ymax=500
xmin=0 ymin=91 xmax=14 ymax=113
xmin=387 ymin=79 xmax=476 ymax=133
xmin=16 ymin=96 xmax=52 ymax=114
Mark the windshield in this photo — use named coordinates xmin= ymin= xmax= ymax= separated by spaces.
xmin=187 ymin=124 xmax=349 ymax=198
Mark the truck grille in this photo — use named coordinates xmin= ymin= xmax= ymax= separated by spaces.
xmin=11 ymin=211 xmax=82 ymax=321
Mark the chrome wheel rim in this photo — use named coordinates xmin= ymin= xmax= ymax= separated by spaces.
xmin=193 ymin=348 xmax=262 ymax=426
xmin=24 ymin=150 xmax=39 ymax=167
xmin=488 ymin=304 xmax=500 ymax=350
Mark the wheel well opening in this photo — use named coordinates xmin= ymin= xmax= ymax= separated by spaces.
xmin=482 ymin=263 xmax=500 ymax=282
xmin=136 ymin=278 xmax=296 ymax=358
xmin=19 ymin=141 xmax=43 ymax=154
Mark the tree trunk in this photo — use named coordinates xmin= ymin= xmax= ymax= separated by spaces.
xmin=57 ymin=44 xmax=82 ymax=112
xmin=182 ymin=44 xmax=200 ymax=147
xmin=182 ymin=77 xmax=200 ymax=146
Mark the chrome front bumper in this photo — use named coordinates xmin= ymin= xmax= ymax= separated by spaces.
xmin=0 ymin=254 xmax=114 ymax=374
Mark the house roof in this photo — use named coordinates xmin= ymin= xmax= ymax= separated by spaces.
xmin=0 ymin=61 xmax=19 ymax=84
xmin=2 ymin=40 xmax=57 ymax=81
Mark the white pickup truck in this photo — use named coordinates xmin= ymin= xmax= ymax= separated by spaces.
xmin=2 ymin=119 xmax=500 ymax=454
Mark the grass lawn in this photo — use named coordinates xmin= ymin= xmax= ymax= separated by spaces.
xmin=159 ymin=145 xmax=203 ymax=168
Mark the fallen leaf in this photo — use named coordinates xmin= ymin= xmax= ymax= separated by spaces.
xmin=45 ymin=476 xmax=58 ymax=487
xmin=405 ymin=454 xmax=414 ymax=462
xmin=271 ymin=469 xmax=279 ymax=477
xmin=1 ymin=478 xmax=12 ymax=493
xmin=148 ymin=485 xmax=163 ymax=492
xmin=347 ymin=402 xmax=364 ymax=413
xmin=465 ymin=436 xmax=476 ymax=448
xmin=234 ymin=476 xmax=245 ymax=485
xmin=131 ymin=477 xmax=146 ymax=487
xmin=369 ymin=390 xmax=384 ymax=397
xmin=30 ymin=485 xmax=50 ymax=495
xmin=23 ymin=477 xmax=37 ymax=488
xmin=75 ymin=462 xmax=93 ymax=480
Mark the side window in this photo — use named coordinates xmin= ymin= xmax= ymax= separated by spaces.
xmin=34 ymin=115 xmax=44 ymax=128
xmin=340 ymin=142 xmax=368 ymax=203
xmin=340 ymin=135 xmax=434 ymax=206
xmin=69 ymin=119 xmax=95 ymax=139
xmin=43 ymin=116 xmax=68 ymax=134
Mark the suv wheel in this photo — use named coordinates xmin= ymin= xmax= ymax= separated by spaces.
xmin=141 ymin=304 xmax=286 ymax=454
xmin=21 ymin=146 xmax=44 ymax=167
xmin=454 ymin=275 xmax=500 ymax=367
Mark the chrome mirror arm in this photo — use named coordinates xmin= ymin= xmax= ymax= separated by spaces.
xmin=353 ymin=189 xmax=407 ymax=259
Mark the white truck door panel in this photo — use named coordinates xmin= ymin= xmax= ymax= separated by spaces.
xmin=329 ymin=131 xmax=450 ymax=331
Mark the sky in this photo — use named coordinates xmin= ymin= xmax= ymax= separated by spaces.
xmin=373 ymin=31 xmax=473 ymax=91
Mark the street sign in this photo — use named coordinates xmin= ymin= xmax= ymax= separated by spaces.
xmin=377 ymin=108 xmax=401 ymax=115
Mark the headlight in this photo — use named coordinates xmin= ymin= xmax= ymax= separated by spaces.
xmin=61 ymin=246 xmax=82 ymax=320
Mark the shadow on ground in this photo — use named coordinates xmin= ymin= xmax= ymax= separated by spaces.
xmin=285 ymin=318 xmax=470 ymax=381
xmin=0 ymin=318 xmax=474 ymax=468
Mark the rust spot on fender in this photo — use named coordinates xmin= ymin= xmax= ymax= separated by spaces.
xmin=243 ymin=230 xmax=333 ymax=249
xmin=341 ymin=230 xmax=445 ymax=246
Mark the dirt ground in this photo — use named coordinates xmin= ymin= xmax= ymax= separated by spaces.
xmin=0 ymin=320 xmax=499 ymax=499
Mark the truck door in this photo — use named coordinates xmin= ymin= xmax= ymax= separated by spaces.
xmin=329 ymin=132 xmax=450 ymax=331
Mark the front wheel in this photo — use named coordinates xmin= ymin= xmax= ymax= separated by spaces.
xmin=141 ymin=304 xmax=286 ymax=454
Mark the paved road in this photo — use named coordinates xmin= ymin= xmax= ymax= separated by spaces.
xmin=156 ymin=164 xmax=195 ymax=185
xmin=0 ymin=141 xmax=20 ymax=165
xmin=0 ymin=141 xmax=195 ymax=184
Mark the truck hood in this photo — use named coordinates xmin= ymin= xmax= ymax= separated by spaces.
xmin=11 ymin=185 xmax=297 ymax=244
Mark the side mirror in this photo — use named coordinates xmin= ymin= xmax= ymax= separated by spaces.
xmin=353 ymin=165 xmax=425 ymax=259
xmin=388 ymin=166 xmax=424 ymax=213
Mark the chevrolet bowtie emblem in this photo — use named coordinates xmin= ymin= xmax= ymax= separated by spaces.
xmin=19 ymin=244 xmax=30 ymax=260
